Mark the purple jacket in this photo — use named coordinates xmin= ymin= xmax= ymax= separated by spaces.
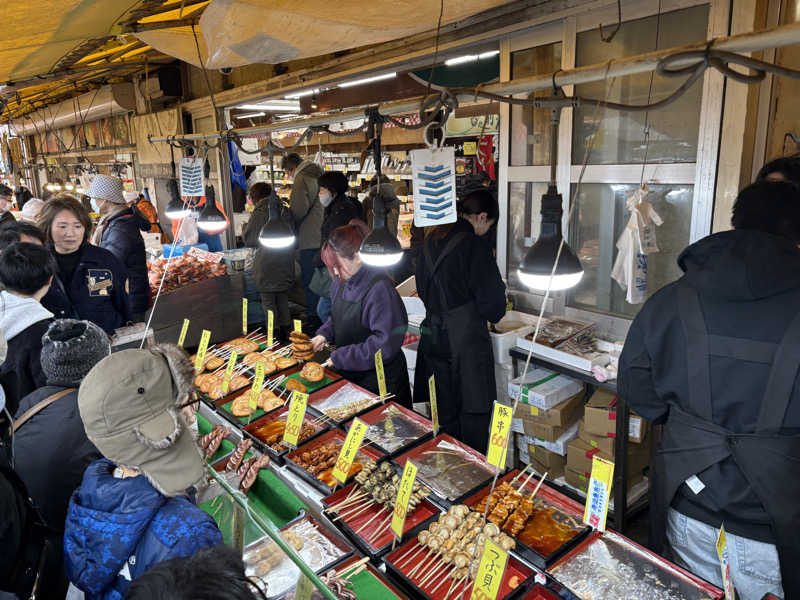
xmin=317 ymin=267 xmax=408 ymax=371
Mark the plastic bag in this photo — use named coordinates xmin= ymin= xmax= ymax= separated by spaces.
xmin=175 ymin=216 xmax=199 ymax=246
xmin=611 ymin=186 xmax=662 ymax=305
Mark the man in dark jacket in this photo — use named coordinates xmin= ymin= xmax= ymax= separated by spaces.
xmin=315 ymin=171 xmax=362 ymax=322
xmin=88 ymin=174 xmax=151 ymax=320
xmin=243 ymin=182 xmax=295 ymax=341
xmin=0 ymin=242 xmax=56 ymax=414
xmin=281 ymin=153 xmax=324 ymax=327
xmin=0 ymin=185 xmax=15 ymax=228
xmin=618 ymin=180 xmax=800 ymax=600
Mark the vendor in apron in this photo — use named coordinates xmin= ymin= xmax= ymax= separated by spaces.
xmin=619 ymin=180 xmax=800 ymax=600
xmin=413 ymin=188 xmax=506 ymax=452
xmin=312 ymin=222 xmax=412 ymax=408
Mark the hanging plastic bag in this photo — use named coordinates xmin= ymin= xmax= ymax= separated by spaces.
xmin=611 ymin=186 xmax=662 ymax=304
xmin=175 ymin=215 xmax=199 ymax=246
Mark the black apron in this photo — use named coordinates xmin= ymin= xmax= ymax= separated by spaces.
xmin=651 ymin=283 xmax=800 ymax=597
xmin=331 ymin=272 xmax=412 ymax=409
xmin=414 ymin=233 xmax=496 ymax=453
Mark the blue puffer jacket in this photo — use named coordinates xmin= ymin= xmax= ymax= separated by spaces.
xmin=63 ymin=459 xmax=222 ymax=600
xmin=97 ymin=207 xmax=151 ymax=314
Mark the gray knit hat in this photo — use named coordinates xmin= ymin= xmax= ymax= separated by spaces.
xmin=40 ymin=319 xmax=111 ymax=387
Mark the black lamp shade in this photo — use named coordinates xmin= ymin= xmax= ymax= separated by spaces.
xmin=259 ymin=194 xmax=295 ymax=248
xmin=359 ymin=226 xmax=403 ymax=267
xmin=197 ymin=186 xmax=228 ymax=233
xmin=164 ymin=179 xmax=190 ymax=219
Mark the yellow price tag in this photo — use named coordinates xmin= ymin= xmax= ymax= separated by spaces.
xmin=178 ymin=318 xmax=190 ymax=347
xmin=332 ymin=419 xmax=368 ymax=484
xmin=716 ymin=525 xmax=736 ymax=600
xmin=249 ymin=361 xmax=266 ymax=410
xmin=486 ymin=401 xmax=512 ymax=469
xmin=394 ymin=175 xmax=401 ymax=182
xmin=391 ymin=460 xmax=418 ymax=540
xmin=242 ymin=298 xmax=248 ymax=335
xmin=295 ymin=574 xmax=315 ymax=600
xmin=283 ymin=391 xmax=309 ymax=447
xmin=375 ymin=349 xmax=387 ymax=398
xmin=221 ymin=350 xmax=239 ymax=395
xmin=530 ymin=405 xmax=539 ymax=417
xmin=268 ymin=310 xmax=275 ymax=347
xmin=194 ymin=330 xmax=211 ymax=372
xmin=583 ymin=455 xmax=614 ymax=531
xmin=470 ymin=538 xmax=509 ymax=600
xmin=463 ymin=141 xmax=477 ymax=156
xmin=294 ymin=319 xmax=302 ymax=334
xmin=428 ymin=375 xmax=439 ymax=436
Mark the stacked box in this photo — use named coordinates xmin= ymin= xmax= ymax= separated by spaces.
xmin=582 ymin=389 xmax=648 ymax=444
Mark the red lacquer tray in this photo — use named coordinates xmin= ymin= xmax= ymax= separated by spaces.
xmin=323 ymin=481 xmax=441 ymax=559
xmin=384 ymin=534 xmax=531 ymax=600
xmin=307 ymin=379 xmax=381 ymax=426
xmin=393 ymin=433 xmax=497 ymax=505
xmin=285 ymin=428 xmax=386 ymax=495
xmin=243 ymin=407 xmax=329 ymax=464
xmin=346 ymin=401 xmax=433 ymax=458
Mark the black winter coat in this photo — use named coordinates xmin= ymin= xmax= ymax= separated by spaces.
xmin=13 ymin=386 xmax=101 ymax=531
xmin=41 ymin=244 xmax=131 ymax=334
xmin=321 ymin=194 xmax=363 ymax=244
xmin=0 ymin=448 xmax=28 ymax=592
xmin=242 ymin=195 xmax=295 ymax=293
xmin=96 ymin=207 xmax=150 ymax=314
xmin=0 ymin=319 xmax=51 ymax=416
xmin=619 ymin=229 xmax=800 ymax=542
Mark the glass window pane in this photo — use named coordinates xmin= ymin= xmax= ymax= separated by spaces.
xmin=510 ymin=43 xmax=562 ymax=166
xmin=507 ymin=182 xmax=549 ymax=291
xmin=572 ymin=5 xmax=709 ymax=164
xmin=568 ymin=183 xmax=693 ymax=317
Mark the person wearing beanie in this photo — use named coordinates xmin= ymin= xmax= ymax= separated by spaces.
xmin=0 ymin=242 xmax=56 ymax=414
xmin=88 ymin=174 xmax=151 ymax=320
xmin=64 ymin=344 xmax=222 ymax=599
xmin=12 ymin=319 xmax=110 ymax=599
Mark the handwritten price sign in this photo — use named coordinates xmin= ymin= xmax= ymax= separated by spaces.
xmin=249 ymin=361 xmax=266 ymax=411
xmin=375 ymin=349 xmax=387 ymax=398
xmin=193 ymin=329 xmax=211 ymax=372
xmin=332 ymin=419 xmax=368 ymax=484
xmin=267 ymin=310 xmax=275 ymax=347
xmin=428 ymin=375 xmax=439 ymax=435
xmin=391 ymin=460 xmax=418 ymax=540
xmin=178 ymin=318 xmax=190 ymax=347
xmin=583 ymin=455 xmax=614 ymax=531
xmin=470 ymin=538 xmax=508 ymax=600
xmin=220 ymin=350 xmax=238 ymax=395
xmin=486 ymin=402 xmax=512 ymax=468
xmin=283 ymin=391 xmax=308 ymax=447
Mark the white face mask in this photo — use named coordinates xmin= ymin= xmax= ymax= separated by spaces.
xmin=319 ymin=190 xmax=333 ymax=207
xmin=90 ymin=198 xmax=103 ymax=214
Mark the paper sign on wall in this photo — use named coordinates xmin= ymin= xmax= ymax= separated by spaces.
xmin=179 ymin=157 xmax=204 ymax=197
xmin=411 ymin=147 xmax=457 ymax=227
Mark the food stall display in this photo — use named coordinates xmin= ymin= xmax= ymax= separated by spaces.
xmin=322 ymin=462 xmax=438 ymax=558
xmin=280 ymin=363 xmax=342 ymax=395
xmin=244 ymin=407 xmax=328 ymax=462
xmin=147 ymin=254 xmax=227 ymax=296
xmin=394 ymin=435 xmax=496 ymax=504
xmin=354 ymin=402 xmax=433 ymax=457
xmin=309 ymin=380 xmax=383 ymax=426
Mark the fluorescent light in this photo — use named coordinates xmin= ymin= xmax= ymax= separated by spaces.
xmin=338 ymin=72 xmax=396 ymax=88
xmin=446 ymin=55 xmax=478 ymax=66
xmin=235 ymin=101 xmax=301 ymax=112
xmin=445 ymin=50 xmax=499 ymax=66
xmin=284 ymin=89 xmax=319 ymax=99
xmin=234 ymin=112 xmax=265 ymax=119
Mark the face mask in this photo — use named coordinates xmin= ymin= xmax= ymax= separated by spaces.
xmin=319 ymin=190 xmax=333 ymax=207
xmin=90 ymin=199 xmax=102 ymax=214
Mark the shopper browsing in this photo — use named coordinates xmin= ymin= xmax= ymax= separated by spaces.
xmin=0 ymin=221 xmax=45 ymax=251
xmin=89 ymin=175 xmax=151 ymax=321
xmin=13 ymin=319 xmax=110 ymax=599
xmin=311 ymin=223 xmax=412 ymax=408
xmin=314 ymin=171 xmax=363 ymax=323
xmin=0 ymin=242 xmax=56 ymax=414
xmin=618 ymin=180 xmax=800 ymax=600
xmin=0 ymin=184 xmax=16 ymax=228
xmin=38 ymin=195 xmax=131 ymax=333
xmin=413 ymin=188 xmax=506 ymax=452
xmin=281 ymin=152 xmax=324 ymax=329
xmin=243 ymin=182 xmax=295 ymax=342
xmin=64 ymin=344 xmax=222 ymax=599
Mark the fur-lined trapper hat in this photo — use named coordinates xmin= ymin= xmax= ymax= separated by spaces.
xmin=78 ymin=344 xmax=205 ymax=496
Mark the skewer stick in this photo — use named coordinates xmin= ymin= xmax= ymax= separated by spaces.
xmin=341 ymin=501 xmax=378 ymax=523
xmin=328 ymin=491 xmax=369 ymax=514
xmin=419 ymin=556 xmax=450 ymax=587
xmin=529 ymin=471 xmax=548 ymax=499
xmin=430 ymin=567 xmax=457 ymax=595
xmin=330 ymin=496 xmax=374 ymax=519
xmin=408 ymin=550 xmax=441 ymax=579
xmin=516 ymin=468 xmax=537 ymax=493
xmin=444 ymin=575 xmax=469 ymax=600
xmin=354 ymin=505 xmax=389 ymax=535
xmin=510 ymin=464 xmax=530 ymax=485
xmin=394 ymin=541 xmax=422 ymax=566
xmin=367 ymin=513 xmax=394 ymax=543
xmin=404 ymin=547 xmax=433 ymax=576
xmin=334 ymin=557 xmax=369 ymax=578
xmin=342 ymin=564 xmax=368 ymax=580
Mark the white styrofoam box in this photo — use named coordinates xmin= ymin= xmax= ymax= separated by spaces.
xmin=515 ymin=336 xmax=610 ymax=373
xmin=511 ymin=417 xmax=524 ymax=436
xmin=508 ymin=367 xmax=583 ymax=410
xmin=491 ymin=310 xmax=540 ymax=364
xmin=494 ymin=362 xmax=513 ymax=406
xmin=518 ymin=421 xmax=579 ymax=456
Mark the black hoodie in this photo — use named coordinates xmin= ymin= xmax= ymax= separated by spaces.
xmin=619 ymin=229 xmax=800 ymax=543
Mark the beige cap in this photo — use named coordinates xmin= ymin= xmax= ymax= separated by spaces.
xmin=78 ymin=344 xmax=205 ymax=496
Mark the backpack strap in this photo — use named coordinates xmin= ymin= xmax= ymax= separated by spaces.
xmin=13 ymin=389 xmax=75 ymax=432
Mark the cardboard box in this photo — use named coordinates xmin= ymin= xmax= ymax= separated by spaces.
xmin=565 ymin=467 xmax=644 ymax=495
xmin=529 ymin=456 xmax=565 ymax=479
xmin=583 ymin=389 xmax=647 ymax=444
xmin=523 ymin=420 xmax=580 ymax=456
xmin=578 ymin=420 xmax=649 ymax=457
xmin=513 ymin=390 xmax=585 ymax=428
xmin=513 ymin=416 xmax=568 ymax=443
xmin=534 ymin=445 xmax=568 ymax=471
xmin=508 ymin=368 xmax=584 ymax=410
xmin=567 ymin=435 xmax=650 ymax=478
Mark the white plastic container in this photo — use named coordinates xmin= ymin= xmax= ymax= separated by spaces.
xmin=491 ymin=310 xmax=540 ymax=364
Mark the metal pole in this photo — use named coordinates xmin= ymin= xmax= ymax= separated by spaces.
xmin=151 ymin=20 xmax=800 ymax=144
